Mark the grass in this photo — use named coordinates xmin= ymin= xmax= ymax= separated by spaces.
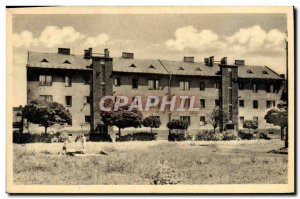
xmin=13 ymin=140 xmax=288 ymax=185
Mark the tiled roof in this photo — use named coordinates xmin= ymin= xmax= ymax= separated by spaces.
xmin=27 ymin=51 xmax=283 ymax=80
xmin=27 ymin=51 xmax=92 ymax=70
xmin=238 ymin=65 xmax=283 ymax=80
xmin=112 ymin=58 xmax=169 ymax=75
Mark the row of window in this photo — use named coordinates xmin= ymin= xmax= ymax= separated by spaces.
xmin=39 ymin=95 xmax=91 ymax=106
xmin=39 ymin=75 xmax=91 ymax=86
xmin=239 ymin=116 xmax=259 ymax=124
xmin=239 ymin=100 xmax=275 ymax=109
xmin=239 ymin=82 xmax=276 ymax=93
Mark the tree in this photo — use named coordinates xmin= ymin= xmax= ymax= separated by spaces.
xmin=207 ymin=108 xmax=226 ymax=133
xmin=142 ymin=116 xmax=161 ymax=133
xmin=243 ymin=120 xmax=258 ymax=134
xmin=101 ymin=106 xmax=143 ymax=139
xmin=22 ymin=100 xmax=72 ymax=134
xmin=264 ymin=106 xmax=288 ymax=148
xmin=167 ymin=119 xmax=187 ymax=134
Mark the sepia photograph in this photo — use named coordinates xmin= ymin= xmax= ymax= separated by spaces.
xmin=6 ymin=6 xmax=294 ymax=193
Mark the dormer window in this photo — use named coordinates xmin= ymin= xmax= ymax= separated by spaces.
xmin=41 ymin=58 xmax=49 ymax=63
xmin=149 ymin=65 xmax=156 ymax=69
xmin=247 ymin=70 xmax=253 ymax=74
xmin=130 ymin=64 xmax=136 ymax=68
xmin=262 ymin=70 xmax=268 ymax=74
xmin=195 ymin=67 xmax=202 ymax=71
xmin=178 ymin=67 xmax=184 ymax=70
xmin=64 ymin=60 xmax=71 ymax=64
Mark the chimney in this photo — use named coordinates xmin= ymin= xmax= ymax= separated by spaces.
xmin=209 ymin=56 xmax=214 ymax=66
xmin=235 ymin=60 xmax=245 ymax=66
xmin=122 ymin=52 xmax=134 ymax=59
xmin=204 ymin=58 xmax=209 ymax=66
xmin=183 ymin=56 xmax=194 ymax=63
xmin=58 ymin=48 xmax=70 ymax=55
xmin=84 ymin=48 xmax=93 ymax=59
xmin=104 ymin=48 xmax=109 ymax=58
xmin=221 ymin=57 xmax=227 ymax=65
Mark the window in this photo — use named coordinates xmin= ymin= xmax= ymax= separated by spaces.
xmin=178 ymin=67 xmax=184 ymax=70
xmin=63 ymin=60 xmax=71 ymax=64
xmin=200 ymin=99 xmax=205 ymax=109
xmin=84 ymin=76 xmax=91 ymax=85
xmin=253 ymin=117 xmax=259 ymax=125
xmin=149 ymin=65 xmax=156 ymax=69
xmin=253 ymin=83 xmax=258 ymax=93
xmin=214 ymin=82 xmax=220 ymax=89
xmin=239 ymin=116 xmax=244 ymax=123
xmin=195 ymin=67 xmax=201 ymax=71
xmin=114 ymin=77 xmax=121 ymax=86
xmin=200 ymin=82 xmax=205 ymax=91
xmin=132 ymin=78 xmax=139 ymax=89
xmin=39 ymin=75 xmax=52 ymax=86
xmin=266 ymin=100 xmax=275 ymax=108
xmin=65 ymin=76 xmax=72 ymax=87
xmin=262 ymin=70 xmax=268 ymax=74
xmin=180 ymin=98 xmax=190 ymax=108
xmin=238 ymin=82 xmax=244 ymax=90
xmin=253 ymin=100 xmax=258 ymax=109
xmin=247 ymin=69 xmax=253 ymax=74
xmin=84 ymin=96 xmax=91 ymax=104
xmin=39 ymin=95 xmax=53 ymax=102
xmin=200 ymin=116 xmax=206 ymax=125
xmin=41 ymin=58 xmax=49 ymax=63
xmin=266 ymin=84 xmax=274 ymax=93
xmin=65 ymin=96 xmax=72 ymax=106
xmin=148 ymin=79 xmax=159 ymax=90
xmin=180 ymin=116 xmax=190 ymax=126
xmin=67 ymin=118 xmax=72 ymax=126
xmin=85 ymin=116 xmax=91 ymax=123
xmin=215 ymin=99 xmax=220 ymax=107
xmin=179 ymin=81 xmax=190 ymax=90
xmin=130 ymin=64 xmax=136 ymax=68
xmin=239 ymin=100 xmax=244 ymax=107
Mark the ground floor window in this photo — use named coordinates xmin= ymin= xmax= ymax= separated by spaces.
xmin=39 ymin=95 xmax=53 ymax=102
xmin=200 ymin=116 xmax=206 ymax=126
xmin=180 ymin=116 xmax=190 ymax=126
xmin=85 ymin=115 xmax=91 ymax=123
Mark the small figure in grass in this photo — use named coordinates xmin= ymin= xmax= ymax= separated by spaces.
xmin=59 ymin=137 xmax=70 ymax=155
xmin=81 ymin=133 xmax=87 ymax=154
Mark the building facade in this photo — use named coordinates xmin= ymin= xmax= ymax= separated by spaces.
xmin=26 ymin=48 xmax=285 ymax=135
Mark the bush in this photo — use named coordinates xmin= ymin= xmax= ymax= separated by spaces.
xmin=89 ymin=133 xmax=112 ymax=142
xmin=168 ymin=131 xmax=192 ymax=141
xmin=13 ymin=131 xmax=54 ymax=143
xmin=116 ymin=132 xmax=157 ymax=142
xmin=195 ymin=131 xmax=224 ymax=141
xmin=223 ymin=130 xmax=238 ymax=141
xmin=238 ymin=131 xmax=253 ymax=140
xmin=257 ymin=132 xmax=271 ymax=140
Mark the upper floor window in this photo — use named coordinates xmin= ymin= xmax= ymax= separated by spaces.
xmin=266 ymin=100 xmax=275 ymax=109
xmin=239 ymin=100 xmax=244 ymax=107
xmin=215 ymin=99 xmax=220 ymax=107
xmin=253 ymin=83 xmax=258 ymax=93
xmin=200 ymin=99 xmax=206 ymax=109
xmin=214 ymin=82 xmax=220 ymax=89
xmin=148 ymin=79 xmax=159 ymax=90
xmin=114 ymin=77 xmax=121 ymax=86
xmin=200 ymin=82 xmax=205 ymax=91
xmin=253 ymin=100 xmax=258 ymax=109
xmin=132 ymin=78 xmax=139 ymax=89
xmin=65 ymin=96 xmax=72 ymax=107
xmin=200 ymin=116 xmax=206 ymax=125
xmin=238 ymin=82 xmax=244 ymax=90
xmin=180 ymin=116 xmax=190 ymax=127
xmin=65 ymin=76 xmax=72 ymax=87
xmin=179 ymin=81 xmax=190 ymax=90
xmin=84 ymin=96 xmax=91 ymax=104
xmin=239 ymin=116 xmax=244 ymax=123
xmin=253 ymin=116 xmax=259 ymax=125
xmin=39 ymin=75 xmax=52 ymax=86
xmin=266 ymin=84 xmax=274 ymax=93
xmin=180 ymin=98 xmax=190 ymax=109
xmin=39 ymin=95 xmax=53 ymax=102
xmin=85 ymin=115 xmax=91 ymax=123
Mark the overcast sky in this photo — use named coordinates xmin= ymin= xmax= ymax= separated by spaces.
xmin=12 ymin=13 xmax=287 ymax=106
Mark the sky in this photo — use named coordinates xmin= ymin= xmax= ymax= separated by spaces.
xmin=12 ymin=13 xmax=287 ymax=106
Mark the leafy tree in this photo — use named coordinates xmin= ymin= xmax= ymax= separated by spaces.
xmin=207 ymin=108 xmax=226 ymax=133
xmin=22 ymin=100 xmax=72 ymax=134
xmin=142 ymin=116 xmax=161 ymax=134
xmin=101 ymin=106 xmax=143 ymax=138
xmin=167 ymin=119 xmax=188 ymax=134
xmin=264 ymin=106 xmax=288 ymax=148
xmin=242 ymin=120 xmax=258 ymax=134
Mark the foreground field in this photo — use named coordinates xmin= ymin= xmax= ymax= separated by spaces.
xmin=13 ymin=140 xmax=287 ymax=185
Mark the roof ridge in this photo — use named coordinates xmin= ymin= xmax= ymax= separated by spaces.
xmin=28 ymin=51 xmax=84 ymax=57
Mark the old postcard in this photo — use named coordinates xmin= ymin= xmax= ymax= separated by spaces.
xmin=6 ymin=6 xmax=294 ymax=193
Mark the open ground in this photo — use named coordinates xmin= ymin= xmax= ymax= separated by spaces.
xmin=13 ymin=140 xmax=287 ymax=185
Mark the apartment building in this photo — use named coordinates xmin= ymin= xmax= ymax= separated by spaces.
xmin=26 ymin=48 xmax=285 ymax=135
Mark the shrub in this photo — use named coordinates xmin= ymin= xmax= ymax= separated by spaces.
xmin=89 ymin=133 xmax=112 ymax=142
xmin=168 ymin=131 xmax=192 ymax=141
xmin=238 ymin=131 xmax=253 ymax=140
xmin=223 ymin=130 xmax=238 ymax=141
xmin=257 ymin=132 xmax=270 ymax=140
xmin=116 ymin=132 xmax=157 ymax=142
xmin=195 ymin=131 xmax=224 ymax=141
xmin=13 ymin=131 xmax=54 ymax=143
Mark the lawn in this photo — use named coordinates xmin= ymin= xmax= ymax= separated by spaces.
xmin=13 ymin=140 xmax=288 ymax=185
